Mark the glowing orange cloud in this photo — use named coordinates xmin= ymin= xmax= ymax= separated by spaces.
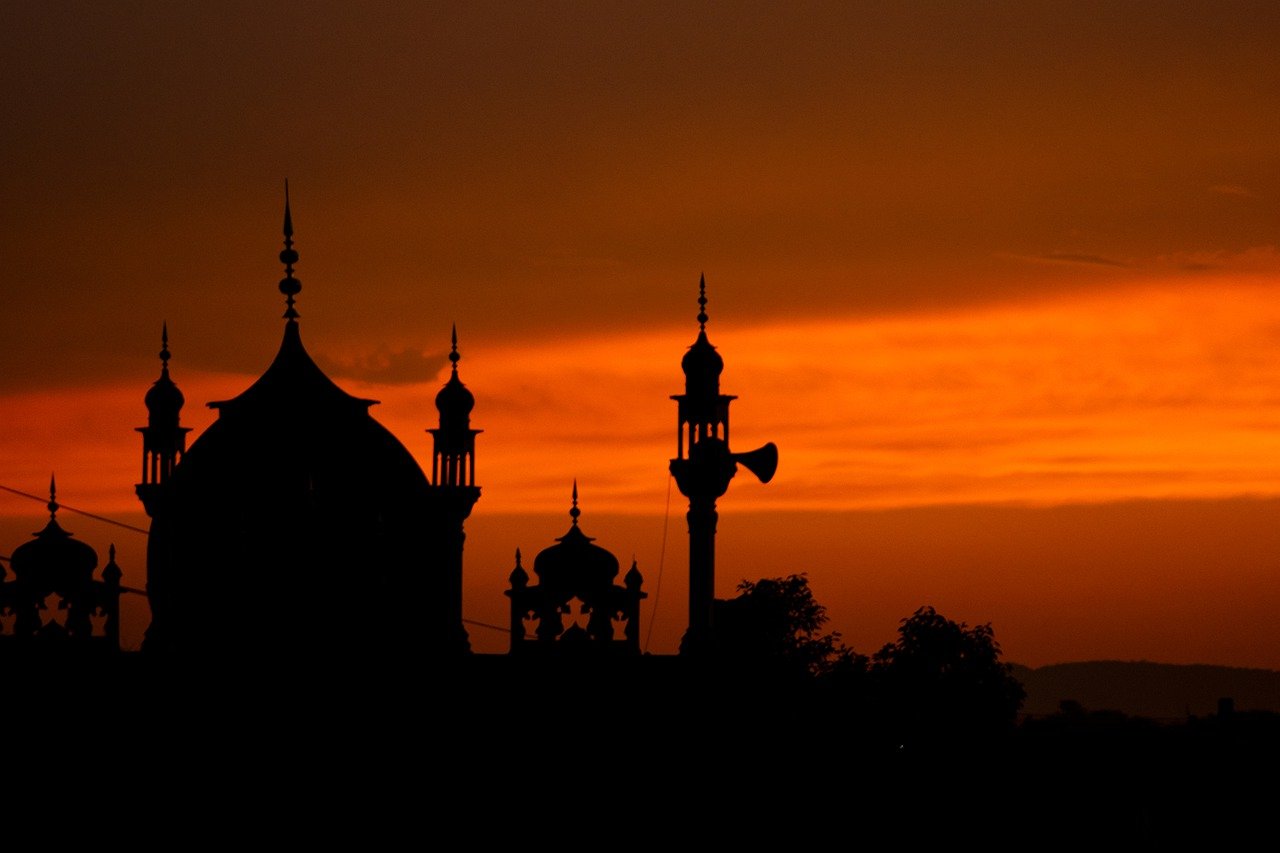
xmin=5 ymin=273 xmax=1280 ymax=660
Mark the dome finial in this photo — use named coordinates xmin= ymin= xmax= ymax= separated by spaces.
xmin=697 ymin=272 xmax=708 ymax=331
xmin=449 ymin=323 xmax=460 ymax=375
xmin=47 ymin=473 xmax=58 ymax=517
xmin=160 ymin=322 xmax=171 ymax=370
xmin=570 ymin=480 xmax=580 ymax=526
xmin=278 ymin=179 xmax=301 ymax=321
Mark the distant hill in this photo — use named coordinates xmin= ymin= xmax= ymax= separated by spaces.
xmin=1010 ymin=660 xmax=1280 ymax=720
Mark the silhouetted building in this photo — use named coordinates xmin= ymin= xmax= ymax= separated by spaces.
xmin=0 ymin=477 xmax=121 ymax=653
xmin=505 ymin=483 xmax=645 ymax=656
xmin=3 ymin=193 xmax=778 ymax=674
xmin=425 ymin=325 xmax=482 ymax=654
xmin=669 ymin=275 xmax=777 ymax=656
xmin=138 ymin=189 xmax=480 ymax=664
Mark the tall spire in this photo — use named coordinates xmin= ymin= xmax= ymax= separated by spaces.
xmin=449 ymin=323 xmax=460 ymax=377
xmin=697 ymin=272 xmax=708 ymax=331
xmin=279 ymin=179 xmax=301 ymax=321
xmin=160 ymin=322 xmax=171 ymax=371
xmin=47 ymin=473 xmax=57 ymax=518
xmin=570 ymin=480 xmax=580 ymax=526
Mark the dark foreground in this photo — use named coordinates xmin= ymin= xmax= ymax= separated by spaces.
xmin=9 ymin=652 xmax=1277 ymax=844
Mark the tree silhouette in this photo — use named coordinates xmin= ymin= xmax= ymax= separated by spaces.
xmin=870 ymin=605 xmax=1026 ymax=749
xmin=714 ymin=573 xmax=862 ymax=679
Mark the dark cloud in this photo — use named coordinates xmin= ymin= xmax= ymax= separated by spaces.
xmin=312 ymin=346 xmax=447 ymax=386
xmin=1209 ymin=184 xmax=1258 ymax=198
xmin=1039 ymin=252 xmax=1129 ymax=268
xmin=999 ymin=252 xmax=1129 ymax=269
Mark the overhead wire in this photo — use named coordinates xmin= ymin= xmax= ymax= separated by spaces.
xmin=643 ymin=472 xmax=674 ymax=653
xmin=0 ymin=484 xmax=150 ymax=536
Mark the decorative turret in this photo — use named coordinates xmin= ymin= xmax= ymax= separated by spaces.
xmin=505 ymin=483 xmax=645 ymax=654
xmin=668 ymin=276 xmax=777 ymax=658
xmin=424 ymin=324 xmax=482 ymax=656
xmin=429 ymin=325 xmax=481 ymax=488
xmin=672 ymin=274 xmax=736 ymax=465
xmin=136 ymin=325 xmax=190 ymax=518
xmin=2 ymin=476 xmax=120 ymax=648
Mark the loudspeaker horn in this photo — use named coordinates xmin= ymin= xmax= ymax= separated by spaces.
xmin=733 ymin=441 xmax=778 ymax=484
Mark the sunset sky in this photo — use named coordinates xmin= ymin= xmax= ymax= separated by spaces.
xmin=3 ymin=2 xmax=1280 ymax=667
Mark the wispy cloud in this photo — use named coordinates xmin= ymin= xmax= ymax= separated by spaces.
xmin=1000 ymin=251 xmax=1129 ymax=268
xmin=1209 ymin=184 xmax=1258 ymax=198
xmin=11 ymin=275 xmax=1280 ymax=520
xmin=313 ymin=346 xmax=448 ymax=385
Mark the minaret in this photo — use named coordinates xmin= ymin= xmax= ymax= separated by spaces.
xmin=135 ymin=323 xmax=190 ymax=517
xmin=427 ymin=325 xmax=482 ymax=654
xmin=669 ymin=275 xmax=777 ymax=657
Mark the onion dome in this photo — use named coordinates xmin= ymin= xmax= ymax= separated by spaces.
xmin=144 ymin=324 xmax=185 ymax=425
xmin=532 ymin=482 xmax=620 ymax=593
xmin=142 ymin=186 xmax=434 ymax=660
xmin=9 ymin=476 xmax=98 ymax=595
xmin=435 ymin=324 xmax=475 ymax=420
xmin=508 ymin=548 xmax=528 ymax=588
xmin=624 ymin=558 xmax=643 ymax=592
xmin=681 ymin=273 xmax=724 ymax=397
xmin=102 ymin=544 xmax=122 ymax=584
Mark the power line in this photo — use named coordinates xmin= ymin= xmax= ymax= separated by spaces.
xmin=644 ymin=472 xmax=674 ymax=653
xmin=0 ymin=484 xmax=149 ymax=536
xmin=463 ymin=618 xmax=509 ymax=634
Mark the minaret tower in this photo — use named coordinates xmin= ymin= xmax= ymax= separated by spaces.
xmin=669 ymin=275 xmax=777 ymax=656
xmin=427 ymin=325 xmax=482 ymax=654
xmin=135 ymin=323 xmax=189 ymax=517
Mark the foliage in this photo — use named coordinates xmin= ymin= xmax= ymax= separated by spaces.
xmin=712 ymin=579 xmax=1024 ymax=748
xmin=870 ymin=605 xmax=1027 ymax=746
xmin=714 ymin=573 xmax=863 ymax=678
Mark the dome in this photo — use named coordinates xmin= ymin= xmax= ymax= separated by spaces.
xmin=435 ymin=371 xmax=475 ymax=419
xmin=681 ymin=329 xmax=724 ymax=396
xmin=143 ymin=320 xmax=436 ymax=659
xmin=680 ymin=275 xmax=724 ymax=397
xmin=531 ymin=494 xmax=620 ymax=596
xmin=435 ymin=327 xmax=475 ymax=420
xmin=144 ymin=368 xmax=185 ymax=422
xmin=10 ymin=514 xmax=98 ymax=597
xmin=144 ymin=327 xmax=185 ymax=423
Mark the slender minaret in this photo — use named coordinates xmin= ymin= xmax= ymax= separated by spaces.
xmin=427 ymin=325 xmax=482 ymax=654
xmin=669 ymin=275 xmax=777 ymax=656
xmin=135 ymin=323 xmax=190 ymax=517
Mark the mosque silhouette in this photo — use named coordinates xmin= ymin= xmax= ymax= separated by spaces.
xmin=0 ymin=190 xmax=777 ymax=673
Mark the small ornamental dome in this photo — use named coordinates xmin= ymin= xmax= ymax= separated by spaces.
xmin=532 ymin=485 xmax=620 ymax=593
xmin=435 ymin=326 xmax=475 ymax=419
xmin=9 ymin=481 xmax=98 ymax=595
xmin=681 ymin=274 xmax=724 ymax=396
xmin=436 ymin=372 xmax=475 ymax=418
xmin=681 ymin=329 xmax=724 ymax=393
xmin=145 ymin=325 xmax=185 ymax=423
xmin=145 ymin=372 xmax=185 ymax=417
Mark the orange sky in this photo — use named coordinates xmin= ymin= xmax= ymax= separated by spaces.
xmin=3 ymin=2 xmax=1280 ymax=667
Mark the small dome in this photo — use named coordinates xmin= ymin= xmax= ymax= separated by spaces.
xmin=145 ymin=326 xmax=185 ymax=421
xmin=533 ymin=525 xmax=620 ymax=592
xmin=10 ymin=516 xmax=99 ymax=595
xmin=436 ymin=327 xmax=474 ymax=418
xmin=435 ymin=371 xmax=475 ymax=418
xmin=145 ymin=368 xmax=185 ymax=420
xmin=681 ymin=330 xmax=724 ymax=396
xmin=532 ymin=492 xmax=620 ymax=595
